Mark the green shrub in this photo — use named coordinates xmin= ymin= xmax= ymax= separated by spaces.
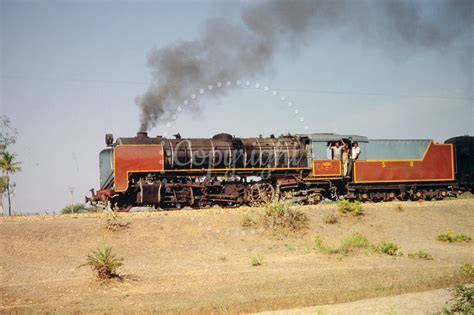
xmin=250 ymin=255 xmax=264 ymax=266
xmin=341 ymin=232 xmax=370 ymax=251
xmin=79 ymin=246 xmax=124 ymax=280
xmin=314 ymin=235 xmax=347 ymax=254
xmin=408 ymin=250 xmax=433 ymax=260
xmin=372 ymin=241 xmax=402 ymax=256
xmin=262 ymin=201 xmax=308 ymax=232
xmin=461 ymin=261 xmax=474 ymax=280
xmin=337 ymin=199 xmax=363 ymax=216
xmin=437 ymin=230 xmax=472 ymax=243
xmin=443 ymin=284 xmax=474 ymax=314
xmin=314 ymin=235 xmax=325 ymax=249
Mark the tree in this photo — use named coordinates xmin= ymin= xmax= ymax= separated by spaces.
xmin=1 ymin=115 xmax=18 ymax=216
xmin=0 ymin=115 xmax=18 ymax=148
xmin=61 ymin=203 xmax=87 ymax=214
xmin=0 ymin=151 xmax=22 ymax=216
xmin=0 ymin=176 xmax=5 ymax=216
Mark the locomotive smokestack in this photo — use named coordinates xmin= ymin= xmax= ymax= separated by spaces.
xmin=136 ymin=131 xmax=148 ymax=138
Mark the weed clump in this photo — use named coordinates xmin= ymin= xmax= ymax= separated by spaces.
xmin=341 ymin=232 xmax=370 ymax=251
xmin=372 ymin=241 xmax=402 ymax=256
xmin=443 ymin=284 xmax=474 ymax=314
xmin=461 ymin=261 xmax=474 ymax=280
xmin=408 ymin=250 xmax=433 ymax=260
xmin=262 ymin=201 xmax=308 ymax=232
xmin=250 ymin=255 xmax=264 ymax=266
xmin=314 ymin=236 xmax=345 ymax=254
xmin=337 ymin=199 xmax=363 ymax=216
xmin=442 ymin=262 xmax=474 ymax=314
xmin=241 ymin=214 xmax=257 ymax=228
xmin=323 ymin=213 xmax=339 ymax=224
xmin=79 ymin=246 xmax=124 ymax=280
xmin=437 ymin=230 xmax=471 ymax=243
xmin=104 ymin=211 xmax=130 ymax=232
xmin=314 ymin=233 xmax=370 ymax=254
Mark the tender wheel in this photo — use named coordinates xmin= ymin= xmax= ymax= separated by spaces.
xmin=248 ymin=183 xmax=275 ymax=206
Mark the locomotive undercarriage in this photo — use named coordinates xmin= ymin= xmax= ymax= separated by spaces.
xmin=107 ymin=172 xmax=332 ymax=211
xmin=106 ymin=177 xmax=457 ymax=211
xmin=344 ymin=182 xmax=457 ymax=202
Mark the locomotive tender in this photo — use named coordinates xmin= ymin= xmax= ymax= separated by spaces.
xmin=87 ymin=132 xmax=473 ymax=211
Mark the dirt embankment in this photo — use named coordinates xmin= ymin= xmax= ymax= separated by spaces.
xmin=1 ymin=199 xmax=473 ymax=314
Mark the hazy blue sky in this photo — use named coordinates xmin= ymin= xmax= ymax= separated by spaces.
xmin=1 ymin=0 xmax=472 ymax=214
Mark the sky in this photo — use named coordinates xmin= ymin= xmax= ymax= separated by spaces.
xmin=0 ymin=0 xmax=473 ymax=214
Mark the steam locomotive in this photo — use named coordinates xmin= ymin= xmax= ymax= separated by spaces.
xmin=86 ymin=132 xmax=473 ymax=211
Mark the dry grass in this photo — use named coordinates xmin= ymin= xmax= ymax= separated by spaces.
xmin=1 ymin=198 xmax=473 ymax=313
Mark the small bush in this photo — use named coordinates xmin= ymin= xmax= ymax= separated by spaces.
xmin=437 ymin=230 xmax=472 ymax=243
xmin=262 ymin=201 xmax=308 ymax=232
xmin=341 ymin=232 xmax=370 ymax=251
xmin=79 ymin=246 xmax=124 ymax=280
xmin=323 ymin=213 xmax=338 ymax=224
xmin=314 ymin=235 xmax=325 ymax=249
xmin=314 ymin=235 xmax=347 ymax=254
xmin=408 ymin=250 xmax=433 ymax=260
xmin=461 ymin=261 xmax=474 ymax=280
xmin=443 ymin=284 xmax=474 ymax=314
xmin=372 ymin=241 xmax=402 ymax=256
xmin=337 ymin=199 xmax=363 ymax=216
xmin=241 ymin=215 xmax=257 ymax=228
xmin=250 ymin=255 xmax=264 ymax=266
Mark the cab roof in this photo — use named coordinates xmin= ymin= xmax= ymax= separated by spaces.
xmin=303 ymin=133 xmax=369 ymax=142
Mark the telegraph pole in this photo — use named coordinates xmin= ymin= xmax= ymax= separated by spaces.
xmin=69 ymin=187 xmax=75 ymax=214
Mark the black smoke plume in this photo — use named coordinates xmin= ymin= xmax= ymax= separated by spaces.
xmin=137 ymin=0 xmax=472 ymax=132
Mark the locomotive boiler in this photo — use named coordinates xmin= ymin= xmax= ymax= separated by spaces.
xmin=88 ymin=131 xmax=473 ymax=211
